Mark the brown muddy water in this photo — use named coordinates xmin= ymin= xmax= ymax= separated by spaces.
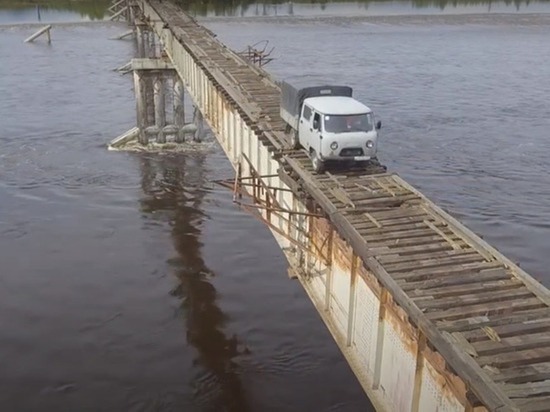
xmin=1 ymin=1 xmax=549 ymax=411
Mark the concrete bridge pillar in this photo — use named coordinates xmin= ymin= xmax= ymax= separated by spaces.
xmin=133 ymin=70 xmax=148 ymax=145
xmin=153 ymin=75 xmax=166 ymax=143
xmin=192 ymin=106 xmax=204 ymax=143
xmin=174 ymin=79 xmax=186 ymax=143
xmin=123 ymin=59 xmax=199 ymax=148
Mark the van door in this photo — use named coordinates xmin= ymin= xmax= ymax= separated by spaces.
xmin=298 ymin=104 xmax=313 ymax=149
xmin=311 ymin=111 xmax=322 ymax=156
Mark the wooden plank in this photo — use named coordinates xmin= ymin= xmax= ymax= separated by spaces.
xmin=426 ymin=297 xmax=544 ymax=322
xmin=424 ymin=219 xmax=462 ymax=250
xmin=473 ymin=332 xmax=550 ymax=357
xmin=489 ymin=362 xmax=550 ymax=384
xmin=463 ymin=318 xmax=550 ymax=343
xmin=379 ymin=248 xmax=469 ymax=266
xmin=401 ymin=268 xmax=510 ymax=292
xmin=478 ymin=347 xmax=550 ymax=369
xmin=500 ymin=380 xmax=550 ymax=398
xmin=354 ymin=214 xmax=430 ymax=229
xmin=371 ymin=207 xmax=427 ymax=220
xmin=438 ymin=308 xmax=550 ymax=333
xmin=351 ymin=196 xmax=420 ymax=209
xmin=330 ymin=186 xmax=355 ymax=208
xmin=416 ymin=282 xmax=527 ymax=306
xmin=385 ymin=252 xmax=485 ymax=273
xmin=417 ymin=287 xmax=534 ymax=311
xmin=371 ymin=242 xmax=454 ymax=258
xmin=364 ymin=212 xmax=382 ymax=228
xmin=365 ymin=235 xmax=462 ymax=249
xmin=514 ymin=396 xmax=550 ymax=412
xmin=363 ymin=228 xmax=438 ymax=242
xmin=444 ymin=331 xmax=479 ymax=358
xmin=396 ymin=261 xmax=505 ymax=283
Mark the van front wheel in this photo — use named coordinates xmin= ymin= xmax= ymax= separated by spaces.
xmin=311 ymin=150 xmax=325 ymax=174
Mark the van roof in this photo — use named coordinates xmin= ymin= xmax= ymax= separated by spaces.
xmin=304 ymin=96 xmax=371 ymax=115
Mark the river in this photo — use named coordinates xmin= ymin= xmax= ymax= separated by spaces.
xmin=1 ymin=1 xmax=549 ymax=411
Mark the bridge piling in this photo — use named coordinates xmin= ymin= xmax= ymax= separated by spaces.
xmin=133 ymin=70 xmax=148 ymax=145
xmin=153 ymin=76 xmax=166 ymax=143
xmin=174 ymin=79 xmax=185 ymax=142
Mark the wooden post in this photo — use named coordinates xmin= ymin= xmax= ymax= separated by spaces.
xmin=174 ymin=79 xmax=185 ymax=142
xmin=154 ymin=76 xmax=166 ymax=143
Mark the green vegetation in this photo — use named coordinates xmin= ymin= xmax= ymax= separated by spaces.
xmin=1 ymin=0 xmax=546 ymax=20
xmin=0 ymin=0 xmax=111 ymax=20
xmin=174 ymin=0 xmax=547 ymax=15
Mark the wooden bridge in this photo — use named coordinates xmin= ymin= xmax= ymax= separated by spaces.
xmin=111 ymin=1 xmax=550 ymax=411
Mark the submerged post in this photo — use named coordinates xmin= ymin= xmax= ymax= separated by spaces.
xmin=24 ymin=25 xmax=52 ymax=43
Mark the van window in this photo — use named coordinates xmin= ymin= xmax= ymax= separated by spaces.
xmin=324 ymin=113 xmax=374 ymax=133
xmin=302 ymin=105 xmax=312 ymax=121
xmin=313 ymin=112 xmax=321 ymax=130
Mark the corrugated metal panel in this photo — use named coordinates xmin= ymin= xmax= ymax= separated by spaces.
xmin=379 ymin=322 xmax=416 ymax=411
xmin=353 ymin=277 xmax=380 ymax=374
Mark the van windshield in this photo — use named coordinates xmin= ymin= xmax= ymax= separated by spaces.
xmin=324 ymin=113 xmax=374 ymax=133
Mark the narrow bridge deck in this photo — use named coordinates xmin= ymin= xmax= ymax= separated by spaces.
xmin=282 ymin=152 xmax=550 ymax=410
xmin=142 ymin=2 xmax=550 ymax=410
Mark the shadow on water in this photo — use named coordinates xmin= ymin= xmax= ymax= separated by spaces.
xmin=137 ymin=153 xmax=251 ymax=412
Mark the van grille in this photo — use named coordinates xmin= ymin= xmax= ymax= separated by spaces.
xmin=339 ymin=148 xmax=364 ymax=157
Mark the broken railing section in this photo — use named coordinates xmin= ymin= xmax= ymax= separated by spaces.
xmin=213 ymin=154 xmax=328 ymax=280
xmin=108 ymin=0 xmax=131 ymax=22
xmin=24 ymin=25 xmax=52 ymax=44
xmin=237 ymin=40 xmax=275 ymax=67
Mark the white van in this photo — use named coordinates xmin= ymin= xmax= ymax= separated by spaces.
xmin=280 ymin=82 xmax=381 ymax=174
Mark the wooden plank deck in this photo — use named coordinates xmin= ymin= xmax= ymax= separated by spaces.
xmin=144 ymin=2 xmax=550 ymax=410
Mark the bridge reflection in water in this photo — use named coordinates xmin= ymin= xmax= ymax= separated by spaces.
xmin=138 ymin=153 xmax=251 ymax=412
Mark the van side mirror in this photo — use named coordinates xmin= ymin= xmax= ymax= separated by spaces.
xmin=376 ymin=120 xmax=382 ymax=130
xmin=313 ymin=119 xmax=319 ymax=130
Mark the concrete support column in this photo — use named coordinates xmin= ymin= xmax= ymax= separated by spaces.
xmin=144 ymin=73 xmax=154 ymax=127
xmin=136 ymin=25 xmax=145 ymax=58
xmin=154 ymin=76 xmax=166 ymax=143
xmin=133 ymin=70 xmax=148 ymax=145
xmin=174 ymin=79 xmax=185 ymax=143
xmin=193 ymin=106 xmax=204 ymax=142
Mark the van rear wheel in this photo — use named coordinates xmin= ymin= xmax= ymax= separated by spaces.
xmin=311 ymin=150 xmax=325 ymax=174
xmin=290 ymin=131 xmax=300 ymax=149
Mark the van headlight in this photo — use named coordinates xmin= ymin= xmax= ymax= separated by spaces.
xmin=330 ymin=142 xmax=338 ymax=150
xmin=366 ymin=140 xmax=374 ymax=148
